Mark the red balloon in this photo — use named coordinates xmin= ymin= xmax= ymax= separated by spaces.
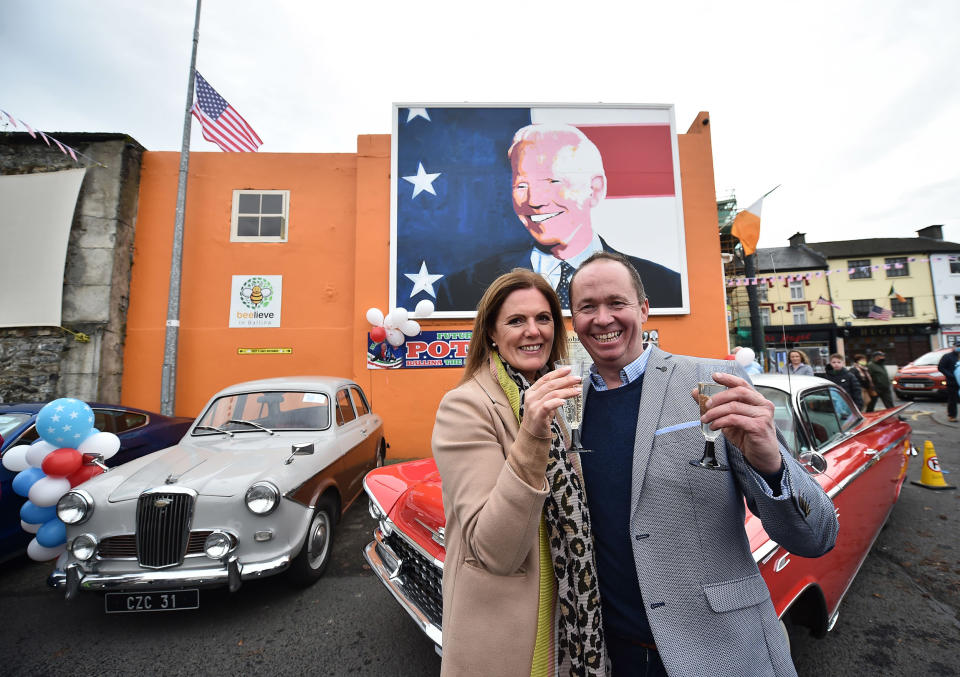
xmin=42 ymin=448 xmax=83 ymax=478
xmin=370 ymin=326 xmax=386 ymax=342
xmin=67 ymin=465 xmax=104 ymax=487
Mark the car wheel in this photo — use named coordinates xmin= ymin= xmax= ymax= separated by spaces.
xmin=375 ymin=440 xmax=386 ymax=468
xmin=287 ymin=496 xmax=336 ymax=586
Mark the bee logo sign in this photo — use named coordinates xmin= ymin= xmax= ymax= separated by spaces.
xmin=230 ymin=275 xmax=282 ymax=327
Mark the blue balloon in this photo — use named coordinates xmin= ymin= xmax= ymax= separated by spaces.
xmin=36 ymin=398 xmax=95 ymax=448
xmin=12 ymin=466 xmax=46 ymax=497
xmin=36 ymin=518 xmax=67 ymax=548
xmin=20 ymin=500 xmax=57 ymax=525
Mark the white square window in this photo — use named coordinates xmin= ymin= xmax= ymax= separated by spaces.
xmin=231 ymin=190 xmax=289 ymax=242
xmin=792 ymin=305 xmax=807 ymax=324
xmin=788 ymin=279 xmax=804 ymax=300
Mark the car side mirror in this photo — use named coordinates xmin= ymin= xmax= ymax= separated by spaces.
xmin=798 ymin=450 xmax=828 ymax=475
xmin=284 ymin=442 xmax=314 ymax=465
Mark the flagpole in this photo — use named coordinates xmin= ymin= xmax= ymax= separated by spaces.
xmin=160 ymin=0 xmax=202 ymax=416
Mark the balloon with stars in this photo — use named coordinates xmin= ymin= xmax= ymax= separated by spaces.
xmin=1 ymin=398 xmax=120 ymax=562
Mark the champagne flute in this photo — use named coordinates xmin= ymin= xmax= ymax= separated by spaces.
xmin=554 ymin=358 xmax=592 ymax=453
xmin=691 ymin=370 xmax=730 ymax=471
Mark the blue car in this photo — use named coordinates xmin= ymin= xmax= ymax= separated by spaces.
xmin=0 ymin=403 xmax=193 ymax=563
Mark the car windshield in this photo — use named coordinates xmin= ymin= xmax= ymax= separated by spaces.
xmin=0 ymin=413 xmax=31 ymax=440
xmin=194 ymin=391 xmax=331 ymax=433
xmin=913 ymin=351 xmax=947 ymax=367
xmin=755 ymin=386 xmax=803 ymax=457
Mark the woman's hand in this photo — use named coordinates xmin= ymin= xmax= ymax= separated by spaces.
xmin=521 ymin=366 xmax=583 ymax=439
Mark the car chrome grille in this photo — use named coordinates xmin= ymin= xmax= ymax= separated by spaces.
xmin=898 ymin=377 xmax=934 ymax=386
xmin=135 ymin=492 xmax=195 ymax=568
xmin=99 ymin=530 xmax=214 ymax=560
xmin=384 ymin=531 xmax=443 ymax=628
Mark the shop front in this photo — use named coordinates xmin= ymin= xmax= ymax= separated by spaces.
xmin=842 ymin=323 xmax=937 ymax=367
xmin=763 ymin=325 xmax=838 ymax=374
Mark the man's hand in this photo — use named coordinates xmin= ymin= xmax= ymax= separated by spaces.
xmin=692 ymin=371 xmax=783 ymax=475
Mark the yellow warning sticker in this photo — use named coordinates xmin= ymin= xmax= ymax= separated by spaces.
xmin=237 ymin=348 xmax=293 ymax=355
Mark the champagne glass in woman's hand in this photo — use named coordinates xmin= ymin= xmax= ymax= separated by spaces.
xmin=691 ymin=366 xmax=730 ymax=471
xmin=554 ymin=358 xmax=593 ymax=453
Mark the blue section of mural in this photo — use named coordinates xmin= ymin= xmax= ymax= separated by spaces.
xmin=395 ymin=107 xmax=532 ymax=308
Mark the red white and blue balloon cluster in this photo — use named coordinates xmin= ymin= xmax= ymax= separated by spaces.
xmin=1 ymin=398 xmax=121 ymax=561
xmin=366 ymin=299 xmax=434 ymax=347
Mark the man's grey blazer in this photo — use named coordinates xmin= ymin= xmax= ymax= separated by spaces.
xmin=583 ymin=347 xmax=838 ymax=677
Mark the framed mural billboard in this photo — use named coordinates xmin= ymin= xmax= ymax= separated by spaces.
xmin=390 ymin=104 xmax=690 ymax=318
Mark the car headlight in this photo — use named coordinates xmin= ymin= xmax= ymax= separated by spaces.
xmin=57 ymin=491 xmax=93 ymax=525
xmin=70 ymin=533 xmax=98 ymax=561
xmin=204 ymin=531 xmax=234 ymax=559
xmin=245 ymin=481 xmax=280 ymax=515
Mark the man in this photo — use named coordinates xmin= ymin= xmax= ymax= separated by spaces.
xmin=824 ymin=353 xmax=863 ymax=410
xmin=866 ymin=351 xmax=894 ymax=411
xmin=936 ymin=345 xmax=960 ymax=422
xmin=437 ymin=123 xmax=681 ymax=311
xmin=568 ymin=252 xmax=838 ymax=677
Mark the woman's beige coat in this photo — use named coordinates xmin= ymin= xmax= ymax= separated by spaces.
xmin=432 ymin=367 xmax=553 ymax=677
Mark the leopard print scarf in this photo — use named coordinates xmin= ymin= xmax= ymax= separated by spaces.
xmin=494 ymin=355 xmax=606 ymax=676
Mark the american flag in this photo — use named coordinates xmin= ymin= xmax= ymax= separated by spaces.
xmin=816 ymin=295 xmax=842 ymax=310
xmin=191 ymin=72 xmax=262 ymax=152
xmin=868 ymin=305 xmax=893 ymax=321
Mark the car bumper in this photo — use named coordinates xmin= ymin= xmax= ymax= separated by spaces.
xmin=48 ymin=554 xmax=290 ymax=597
xmin=363 ymin=532 xmax=443 ymax=653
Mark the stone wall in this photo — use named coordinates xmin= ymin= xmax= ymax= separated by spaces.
xmin=0 ymin=133 xmax=145 ymax=404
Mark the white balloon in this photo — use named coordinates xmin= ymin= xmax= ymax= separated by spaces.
xmin=1 ymin=444 xmax=31 ymax=472
xmin=21 ymin=520 xmax=41 ymax=534
xmin=28 ymin=476 xmax=72 ymax=507
xmin=400 ymin=319 xmax=421 ymax=337
xmin=414 ymin=299 xmax=435 ymax=318
xmin=26 ymin=440 xmax=57 ymax=468
xmin=386 ymin=328 xmax=405 ymax=347
xmin=735 ymin=347 xmax=756 ymax=367
xmin=365 ymin=307 xmax=384 ymax=326
xmin=385 ymin=307 xmax=409 ymax=329
xmin=78 ymin=431 xmax=121 ymax=460
xmin=27 ymin=538 xmax=65 ymax=562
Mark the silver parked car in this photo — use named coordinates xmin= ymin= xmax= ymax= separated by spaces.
xmin=49 ymin=376 xmax=386 ymax=612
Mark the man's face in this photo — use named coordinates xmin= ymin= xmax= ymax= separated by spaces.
xmin=830 ymin=357 xmax=844 ymax=370
xmin=511 ymin=136 xmax=602 ymax=253
xmin=570 ymin=259 xmax=648 ymax=376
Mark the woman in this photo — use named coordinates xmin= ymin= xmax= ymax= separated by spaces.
xmin=432 ymin=269 xmax=606 ymax=677
xmin=850 ymin=353 xmax=875 ymax=410
xmin=786 ymin=349 xmax=814 ymax=376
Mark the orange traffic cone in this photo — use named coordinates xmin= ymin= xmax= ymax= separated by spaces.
xmin=910 ymin=440 xmax=956 ymax=491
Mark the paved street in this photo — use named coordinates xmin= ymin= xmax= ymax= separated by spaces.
xmin=0 ymin=399 xmax=957 ymax=676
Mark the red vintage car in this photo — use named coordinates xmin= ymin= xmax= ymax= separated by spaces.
xmin=363 ymin=374 xmax=912 ymax=654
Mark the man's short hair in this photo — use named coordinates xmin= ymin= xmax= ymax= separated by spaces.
xmin=508 ymin=123 xmax=607 ymax=200
xmin=829 ymin=353 xmax=845 ymax=362
xmin=568 ymin=251 xmax=646 ymax=306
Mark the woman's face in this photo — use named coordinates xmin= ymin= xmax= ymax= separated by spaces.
xmin=490 ymin=287 xmax=555 ymax=382
xmin=789 ymin=351 xmax=802 ymax=365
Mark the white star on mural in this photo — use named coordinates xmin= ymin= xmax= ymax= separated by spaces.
xmin=406 ymin=108 xmax=431 ymax=123
xmin=404 ymin=261 xmax=444 ymax=299
xmin=402 ymin=162 xmax=441 ymax=199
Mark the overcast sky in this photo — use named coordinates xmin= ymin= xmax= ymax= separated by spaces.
xmin=4 ymin=0 xmax=958 ymax=249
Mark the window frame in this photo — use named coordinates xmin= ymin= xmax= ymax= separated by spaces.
xmin=791 ymin=305 xmax=808 ymax=325
xmin=852 ymin=299 xmax=874 ymax=318
xmin=885 ymin=257 xmax=909 ymax=278
xmin=788 ymin=279 xmax=804 ymax=300
xmin=848 ymin=258 xmax=872 ymax=280
xmin=231 ymin=190 xmax=290 ymax=243
xmin=891 ymin=297 xmax=914 ymax=317
xmin=759 ymin=307 xmax=771 ymax=326
xmin=335 ymin=388 xmax=357 ymax=426
xmin=349 ymin=386 xmax=370 ymax=416
xmin=757 ymin=282 xmax=769 ymax=303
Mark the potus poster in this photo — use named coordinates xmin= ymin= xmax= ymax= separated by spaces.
xmin=390 ymin=104 xmax=689 ymax=318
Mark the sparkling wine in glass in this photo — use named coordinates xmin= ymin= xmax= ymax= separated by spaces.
xmin=691 ymin=377 xmax=730 ymax=471
xmin=555 ymin=359 xmax=591 ymax=453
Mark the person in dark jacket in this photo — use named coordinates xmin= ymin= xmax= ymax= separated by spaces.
xmin=936 ymin=346 xmax=960 ymax=422
xmin=866 ymin=351 xmax=894 ymax=411
xmin=824 ymin=353 xmax=863 ymax=410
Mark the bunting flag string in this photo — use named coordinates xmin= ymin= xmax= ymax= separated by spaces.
xmin=0 ymin=108 xmax=105 ymax=167
xmin=725 ymin=255 xmax=960 ymax=288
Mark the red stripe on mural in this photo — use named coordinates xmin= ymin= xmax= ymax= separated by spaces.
xmin=577 ymin=124 xmax=675 ymax=197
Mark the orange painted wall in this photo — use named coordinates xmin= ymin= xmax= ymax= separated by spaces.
xmin=122 ymin=112 xmax=724 ymax=460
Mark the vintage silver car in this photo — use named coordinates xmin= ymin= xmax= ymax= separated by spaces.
xmin=49 ymin=376 xmax=386 ymax=612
